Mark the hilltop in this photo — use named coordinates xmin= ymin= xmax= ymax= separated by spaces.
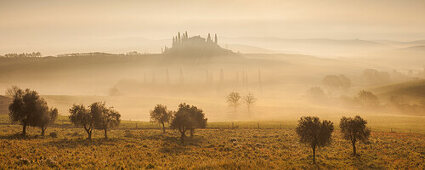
xmin=163 ymin=32 xmax=234 ymax=57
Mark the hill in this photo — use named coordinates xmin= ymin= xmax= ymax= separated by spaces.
xmin=404 ymin=45 xmax=425 ymax=51
xmin=163 ymin=32 xmax=234 ymax=57
xmin=226 ymin=44 xmax=276 ymax=54
xmin=221 ymin=37 xmax=391 ymax=57
xmin=0 ymin=95 xmax=11 ymax=114
xmin=372 ymin=79 xmax=425 ymax=100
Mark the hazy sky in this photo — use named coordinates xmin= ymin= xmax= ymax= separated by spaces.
xmin=1 ymin=0 xmax=425 ymax=55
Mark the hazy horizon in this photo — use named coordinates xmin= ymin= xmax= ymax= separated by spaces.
xmin=1 ymin=0 xmax=425 ymax=56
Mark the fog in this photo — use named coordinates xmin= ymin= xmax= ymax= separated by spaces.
xmin=1 ymin=0 xmax=425 ymax=123
xmin=1 ymin=0 xmax=425 ymax=55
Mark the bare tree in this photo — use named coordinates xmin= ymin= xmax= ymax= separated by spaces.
xmin=226 ymin=92 xmax=241 ymax=112
xmin=5 ymin=85 xmax=20 ymax=97
xmin=296 ymin=116 xmax=334 ymax=164
xmin=340 ymin=116 xmax=371 ymax=156
xmin=150 ymin=104 xmax=172 ymax=133
xmin=243 ymin=92 xmax=256 ymax=113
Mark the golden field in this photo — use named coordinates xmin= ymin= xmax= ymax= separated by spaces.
xmin=0 ymin=120 xmax=424 ymax=169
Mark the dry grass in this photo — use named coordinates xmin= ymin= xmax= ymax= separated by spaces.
xmin=0 ymin=123 xmax=424 ymax=169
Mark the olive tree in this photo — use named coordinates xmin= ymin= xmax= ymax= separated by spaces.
xmin=8 ymin=88 xmax=53 ymax=136
xmin=186 ymin=104 xmax=207 ymax=137
xmin=226 ymin=92 xmax=241 ymax=112
xmin=69 ymin=104 xmax=95 ymax=140
xmin=296 ymin=116 xmax=334 ymax=164
xmin=170 ymin=103 xmax=207 ymax=142
xmin=38 ymin=108 xmax=58 ymax=136
xmin=340 ymin=116 xmax=371 ymax=156
xmin=92 ymin=102 xmax=121 ymax=139
xmin=150 ymin=104 xmax=172 ymax=133
xmin=322 ymin=75 xmax=351 ymax=94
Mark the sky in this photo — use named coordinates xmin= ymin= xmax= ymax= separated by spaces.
xmin=1 ymin=0 xmax=425 ymax=55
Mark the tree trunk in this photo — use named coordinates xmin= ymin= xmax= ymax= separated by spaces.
xmin=180 ymin=131 xmax=185 ymax=143
xmin=312 ymin=146 xmax=316 ymax=164
xmin=22 ymin=123 xmax=27 ymax=136
xmin=85 ymin=129 xmax=92 ymax=141
xmin=352 ymin=140 xmax=357 ymax=156
xmin=104 ymin=128 xmax=108 ymax=139
xmin=162 ymin=123 xmax=165 ymax=133
xmin=190 ymin=129 xmax=194 ymax=137
xmin=88 ymin=131 xmax=92 ymax=140
xmin=41 ymin=127 xmax=46 ymax=136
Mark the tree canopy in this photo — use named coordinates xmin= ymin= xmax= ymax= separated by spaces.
xmin=69 ymin=104 xmax=95 ymax=140
xmin=150 ymin=104 xmax=173 ymax=133
xmin=296 ymin=116 xmax=334 ymax=164
xmin=69 ymin=102 xmax=121 ymax=140
xmin=226 ymin=92 xmax=241 ymax=112
xmin=9 ymin=87 xmax=56 ymax=136
xmin=170 ymin=103 xmax=207 ymax=142
xmin=340 ymin=116 xmax=371 ymax=155
xmin=357 ymin=90 xmax=379 ymax=107
xmin=92 ymin=102 xmax=121 ymax=139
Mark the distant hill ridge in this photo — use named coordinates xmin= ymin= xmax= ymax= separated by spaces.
xmin=372 ymin=79 xmax=425 ymax=99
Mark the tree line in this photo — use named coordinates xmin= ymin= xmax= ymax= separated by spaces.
xmin=6 ymin=86 xmax=371 ymax=164
xmin=1 ymin=52 xmax=42 ymax=58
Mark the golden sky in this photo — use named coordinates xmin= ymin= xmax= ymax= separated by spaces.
xmin=1 ymin=0 xmax=424 ymax=55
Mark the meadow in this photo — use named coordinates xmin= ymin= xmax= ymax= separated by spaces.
xmin=0 ymin=116 xmax=424 ymax=169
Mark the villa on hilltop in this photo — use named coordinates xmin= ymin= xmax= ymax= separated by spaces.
xmin=163 ymin=32 xmax=233 ymax=57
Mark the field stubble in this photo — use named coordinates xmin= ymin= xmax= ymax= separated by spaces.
xmin=0 ymin=123 xmax=424 ymax=169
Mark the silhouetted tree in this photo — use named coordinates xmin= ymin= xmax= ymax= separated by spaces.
xmin=8 ymin=88 xmax=51 ymax=136
xmin=362 ymin=69 xmax=390 ymax=85
xmin=226 ymin=92 xmax=241 ymax=112
xmin=38 ymin=108 xmax=58 ymax=136
xmin=69 ymin=104 xmax=95 ymax=140
xmin=92 ymin=102 xmax=121 ymax=139
xmin=170 ymin=103 xmax=207 ymax=142
xmin=109 ymin=86 xmax=120 ymax=96
xmin=150 ymin=104 xmax=172 ymax=133
xmin=5 ymin=85 xmax=20 ymax=97
xmin=296 ymin=116 xmax=334 ymax=164
xmin=187 ymin=105 xmax=207 ymax=137
xmin=306 ymin=87 xmax=326 ymax=102
xmin=340 ymin=116 xmax=371 ymax=156
xmin=357 ymin=90 xmax=379 ymax=107
xmin=243 ymin=92 xmax=256 ymax=113
xmin=207 ymin=33 xmax=212 ymax=43
xmin=322 ymin=75 xmax=351 ymax=93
